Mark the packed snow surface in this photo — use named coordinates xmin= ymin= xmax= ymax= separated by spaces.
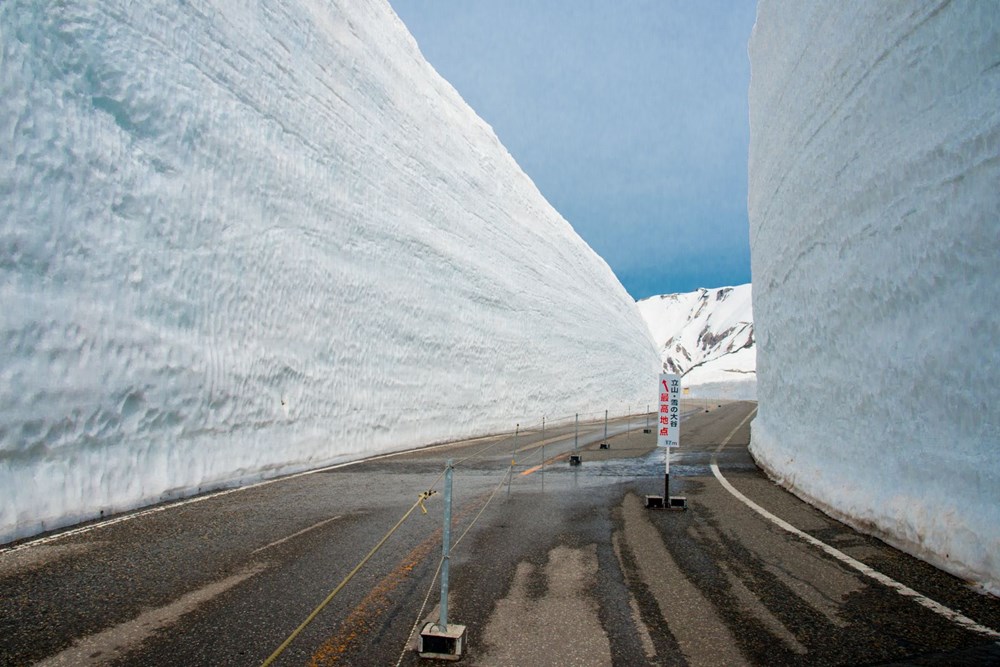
xmin=637 ymin=285 xmax=755 ymax=399
xmin=748 ymin=1 xmax=999 ymax=591
xmin=0 ymin=0 xmax=660 ymax=543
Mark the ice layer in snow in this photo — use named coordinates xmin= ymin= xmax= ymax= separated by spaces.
xmin=0 ymin=0 xmax=660 ymax=543
xmin=748 ymin=1 xmax=1000 ymax=591
xmin=637 ymin=285 xmax=755 ymax=400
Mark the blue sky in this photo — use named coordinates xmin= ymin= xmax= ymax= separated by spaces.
xmin=389 ymin=1 xmax=758 ymax=300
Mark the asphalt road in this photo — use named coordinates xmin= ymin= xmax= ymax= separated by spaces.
xmin=2 ymin=402 xmax=999 ymax=666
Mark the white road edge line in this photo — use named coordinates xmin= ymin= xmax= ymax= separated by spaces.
xmin=710 ymin=407 xmax=1000 ymax=639
xmin=0 ymin=432 xmax=513 ymax=556
xmin=0 ymin=419 xmax=617 ymax=556
xmin=251 ymin=515 xmax=343 ymax=555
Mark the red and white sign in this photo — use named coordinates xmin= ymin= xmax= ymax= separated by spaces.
xmin=657 ymin=373 xmax=681 ymax=449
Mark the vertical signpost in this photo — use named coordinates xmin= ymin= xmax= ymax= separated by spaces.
xmin=647 ymin=373 xmax=685 ymax=510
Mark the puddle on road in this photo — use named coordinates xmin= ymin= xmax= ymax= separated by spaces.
xmin=556 ymin=449 xmax=713 ymax=478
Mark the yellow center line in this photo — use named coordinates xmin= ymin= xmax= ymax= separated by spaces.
xmin=518 ymin=424 xmax=616 ymax=476
xmin=512 ymin=425 xmax=603 ymax=454
xmin=520 ymin=451 xmax=571 ymax=476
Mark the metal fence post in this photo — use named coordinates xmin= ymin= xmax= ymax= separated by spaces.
xmin=440 ymin=459 xmax=454 ymax=630
xmin=507 ymin=423 xmax=518 ymax=499
xmin=574 ymin=413 xmax=579 ymax=452
xmin=418 ymin=457 xmax=466 ymax=659
xmin=541 ymin=416 xmax=546 ymax=490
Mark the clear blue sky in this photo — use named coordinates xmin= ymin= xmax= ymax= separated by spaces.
xmin=389 ymin=0 xmax=757 ymax=300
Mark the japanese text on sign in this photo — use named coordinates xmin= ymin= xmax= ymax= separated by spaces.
xmin=657 ymin=373 xmax=681 ymax=449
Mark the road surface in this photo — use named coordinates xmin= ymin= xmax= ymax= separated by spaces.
xmin=2 ymin=401 xmax=998 ymax=665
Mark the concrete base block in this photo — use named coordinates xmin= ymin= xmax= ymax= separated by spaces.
xmin=646 ymin=495 xmax=688 ymax=511
xmin=645 ymin=495 xmax=665 ymax=509
xmin=418 ymin=622 xmax=466 ymax=661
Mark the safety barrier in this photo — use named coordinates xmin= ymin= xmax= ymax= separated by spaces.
xmin=260 ymin=405 xmax=662 ymax=665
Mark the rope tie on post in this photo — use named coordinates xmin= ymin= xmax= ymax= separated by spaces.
xmin=418 ymin=490 xmax=434 ymax=514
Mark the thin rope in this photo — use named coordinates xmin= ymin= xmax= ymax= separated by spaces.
xmin=261 ymin=489 xmax=436 ymax=667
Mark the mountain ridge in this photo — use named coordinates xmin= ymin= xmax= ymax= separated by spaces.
xmin=637 ymin=284 xmax=756 ymax=398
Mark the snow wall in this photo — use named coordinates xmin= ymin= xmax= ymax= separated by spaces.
xmin=0 ymin=0 xmax=660 ymax=543
xmin=748 ymin=2 xmax=1000 ymax=592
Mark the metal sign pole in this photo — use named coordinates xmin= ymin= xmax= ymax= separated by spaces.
xmin=665 ymin=448 xmax=670 ymax=500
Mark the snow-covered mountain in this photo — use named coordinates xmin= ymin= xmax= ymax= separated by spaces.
xmin=749 ymin=2 xmax=999 ymax=592
xmin=637 ymin=285 xmax=755 ymax=399
xmin=0 ymin=0 xmax=659 ymax=544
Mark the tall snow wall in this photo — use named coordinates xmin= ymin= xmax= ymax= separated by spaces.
xmin=0 ymin=0 xmax=660 ymax=543
xmin=748 ymin=2 xmax=1000 ymax=591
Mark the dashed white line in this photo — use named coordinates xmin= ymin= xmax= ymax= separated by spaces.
xmin=710 ymin=407 xmax=999 ymax=639
xmin=34 ymin=564 xmax=266 ymax=666
xmin=251 ymin=515 xmax=343 ymax=555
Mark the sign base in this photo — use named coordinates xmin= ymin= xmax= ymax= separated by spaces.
xmin=569 ymin=454 xmax=582 ymax=465
xmin=645 ymin=495 xmax=687 ymax=511
xmin=599 ymin=442 xmax=610 ymax=450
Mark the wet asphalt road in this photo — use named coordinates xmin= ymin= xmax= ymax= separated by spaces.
xmin=2 ymin=401 xmax=999 ymax=666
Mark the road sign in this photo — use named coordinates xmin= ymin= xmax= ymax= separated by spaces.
xmin=657 ymin=373 xmax=681 ymax=449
